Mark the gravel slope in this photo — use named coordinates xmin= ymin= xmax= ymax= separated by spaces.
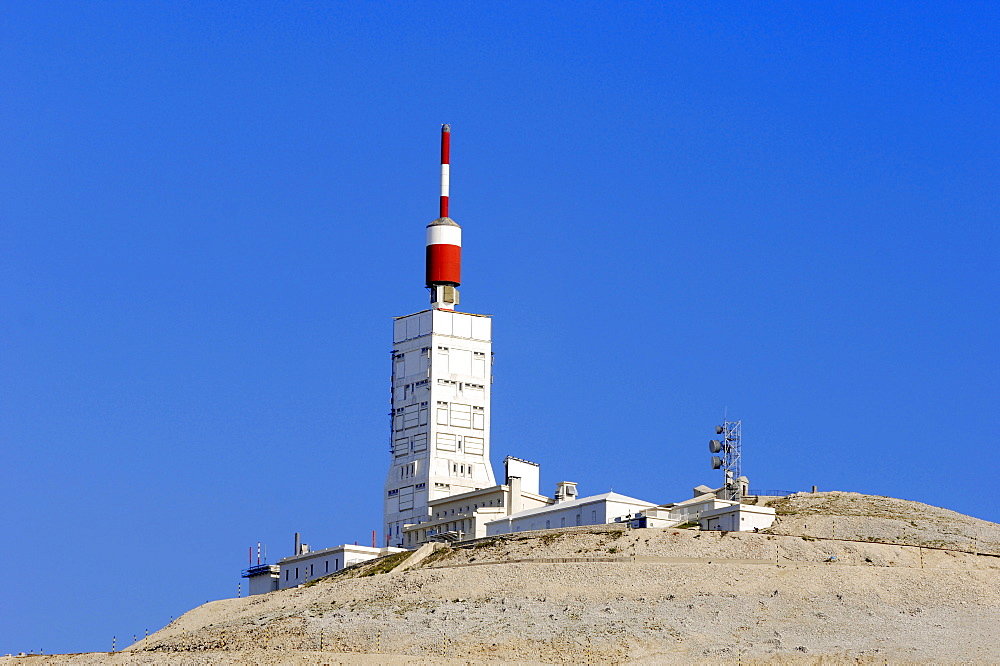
xmin=6 ymin=493 xmax=998 ymax=665
xmin=760 ymin=491 xmax=1000 ymax=554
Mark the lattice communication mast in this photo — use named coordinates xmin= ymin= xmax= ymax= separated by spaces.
xmin=709 ymin=419 xmax=742 ymax=501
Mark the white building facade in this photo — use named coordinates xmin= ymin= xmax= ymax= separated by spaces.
xmin=485 ymin=491 xmax=655 ymax=535
xmin=277 ymin=544 xmax=406 ymax=590
xmin=636 ymin=495 xmax=741 ymax=528
xmin=384 ymin=308 xmax=496 ymax=547
xmin=241 ymin=564 xmax=279 ymax=595
xmin=402 ymin=457 xmax=552 ymax=546
xmin=698 ymin=504 xmax=776 ymax=532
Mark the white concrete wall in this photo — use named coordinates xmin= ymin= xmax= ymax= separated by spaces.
xmin=670 ymin=497 xmax=736 ymax=523
xmin=699 ymin=505 xmax=776 ymax=532
xmin=504 ymin=458 xmax=540 ymax=496
xmin=403 ymin=485 xmax=553 ymax=547
xmin=638 ymin=497 xmax=740 ymax=528
xmin=278 ymin=546 xmax=404 ymax=589
xmin=385 ymin=309 xmax=495 ymax=547
xmin=486 ymin=494 xmax=655 ymax=536
xmin=247 ymin=571 xmax=279 ymax=595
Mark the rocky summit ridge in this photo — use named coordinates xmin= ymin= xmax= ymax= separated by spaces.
xmin=6 ymin=492 xmax=1000 ymax=664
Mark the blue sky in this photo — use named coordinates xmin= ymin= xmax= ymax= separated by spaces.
xmin=2 ymin=1 xmax=997 ymax=655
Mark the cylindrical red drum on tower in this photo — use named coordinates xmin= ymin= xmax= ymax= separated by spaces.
xmin=426 ymin=219 xmax=461 ymax=286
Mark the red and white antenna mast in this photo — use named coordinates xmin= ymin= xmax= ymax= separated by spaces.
xmin=440 ymin=123 xmax=450 ymax=218
xmin=426 ymin=124 xmax=461 ymax=310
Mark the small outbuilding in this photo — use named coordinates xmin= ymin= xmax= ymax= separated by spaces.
xmin=277 ymin=543 xmax=406 ymax=590
xmin=698 ymin=503 xmax=776 ymax=532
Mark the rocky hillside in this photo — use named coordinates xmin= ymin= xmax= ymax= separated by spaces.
xmin=760 ymin=491 xmax=1000 ymax=554
xmin=6 ymin=492 xmax=999 ymax=664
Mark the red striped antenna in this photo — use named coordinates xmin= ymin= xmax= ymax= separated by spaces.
xmin=426 ymin=124 xmax=462 ymax=308
xmin=439 ymin=124 xmax=450 ymax=218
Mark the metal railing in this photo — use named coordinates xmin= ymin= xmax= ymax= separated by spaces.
xmin=241 ymin=564 xmax=279 ymax=578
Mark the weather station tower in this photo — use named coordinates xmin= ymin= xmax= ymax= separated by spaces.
xmin=383 ymin=126 xmax=496 ymax=547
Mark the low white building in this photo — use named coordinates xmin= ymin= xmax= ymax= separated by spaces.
xmin=241 ymin=564 xmax=280 ymax=595
xmin=277 ymin=542 xmax=406 ymax=590
xmin=633 ymin=479 xmax=778 ymax=532
xmin=636 ymin=494 xmax=740 ymax=528
xmin=403 ymin=457 xmax=552 ymax=547
xmin=242 ymin=533 xmax=406 ymax=595
xmin=485 ymin=484 xmax=655 ymax=535
xmin=698 ymin=503 xmax=776 ymax=532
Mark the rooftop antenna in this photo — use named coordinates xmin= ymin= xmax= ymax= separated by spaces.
xmin=709 ymin=418 xmax=743 ymax=501
xmin=426 ymin=124 xmax=461 ymax=310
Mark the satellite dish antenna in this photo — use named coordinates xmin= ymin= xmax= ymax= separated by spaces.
xmin=715 ymin=425 xmax=724 ymax=435
xmin=711 ymin=456 xmax=723 ymax=469
xmin=709 ymin=439 xmax=722 ymax=453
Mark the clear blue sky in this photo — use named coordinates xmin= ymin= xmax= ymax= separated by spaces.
xmin=2 ymin=1 xmax=997 ymax=655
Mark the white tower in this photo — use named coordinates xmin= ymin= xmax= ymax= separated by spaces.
xmin=383 ymin=126 xmax=496 ymax=547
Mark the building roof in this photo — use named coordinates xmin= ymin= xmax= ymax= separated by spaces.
xmin=426 ymin=483 xmax=551 ymax=507
xmin=485 ymin=492 xmax=655 ymax=523
xmin=656 ymin=493 xmax=736 ymax=510
xmin=503 ymin=455 xmax=539 ymax=467
xmin=278 ymin=544 xmax=403 ymax=565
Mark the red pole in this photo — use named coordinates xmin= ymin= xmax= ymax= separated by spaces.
xmin=439 ymin=124 xmax=450 ymax=218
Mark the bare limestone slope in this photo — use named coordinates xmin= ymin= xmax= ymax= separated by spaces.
xmin=6 ymin=493 xmax=999 ymax=665
xmin=760 ymin=491 xmax=1000 ymax=554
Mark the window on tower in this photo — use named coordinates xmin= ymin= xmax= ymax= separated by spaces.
xmin=465 ymin=436 xmax=484 ymax=455
xmin=472 ymin=352 xmax=486 ymax=378
xmin=451 ymin=403 xmax=471 ymax=428
xmin=412 ymin=433 xmax=427 ymax=452
xmin=436 ymin=433 xmax=457 ymax=452
xmin=403 ymin=404 xmax=419 ymax=428
xmin=436 ymin=347 xmax=449 ymax=374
